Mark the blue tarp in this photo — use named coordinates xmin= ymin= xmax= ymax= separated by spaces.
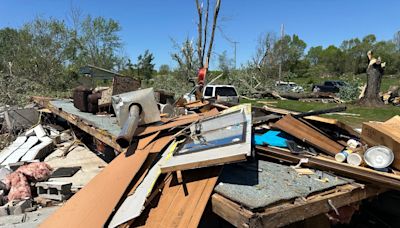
xmin=254 ymin=130 xmax=291 ymax=147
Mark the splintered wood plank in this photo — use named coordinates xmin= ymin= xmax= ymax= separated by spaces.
xmin=40 ymin=133 xmax=160 ymax=228
xmin=109 ymin=140 xmax=176 ymax=227
xmin=135 ymin=108 xmax=219 ymax=136
xmin=132 ymin=167 xmax=221 ymax=228
xmin=263 ymin=106 xmax=360 ymax=138
xmin=274 ymin=115 xmax=344 ymax=156
xmin=211 ymin=194 xmax=253 ymax=228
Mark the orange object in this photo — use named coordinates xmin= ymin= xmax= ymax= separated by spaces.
xmin=132 ymin=166 xmax=221 ymax=227
xmin=40 ymin=133 xmax=170 ymax=228
xmin=197 ymin=68 xmax=207 ymax=85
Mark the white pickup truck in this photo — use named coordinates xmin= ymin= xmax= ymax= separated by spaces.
xmin=184 ymin=85 xmax=239 ymax=104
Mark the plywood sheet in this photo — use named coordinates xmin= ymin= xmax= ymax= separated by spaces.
xmin=40 ymin=133 xmax=160 ymax=228
xmin=132 ymin=166 xmax=221 ymax=228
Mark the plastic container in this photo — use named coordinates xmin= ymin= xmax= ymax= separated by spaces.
xmin=364 ymin=146 xmax=394 ymax=169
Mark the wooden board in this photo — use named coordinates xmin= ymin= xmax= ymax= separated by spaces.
xmin=274 ymin=115 xmax=344 ymax=156
xmin=212 ymin=184 xmax=383 ymax=228
xmin=135 ymin=108 xmax=219 ymax=136
xmin=257 ymin=146 xmax=400 ymax=190
xmin=40 ymin=133 xmax=171 ymax=228
xmin=362 ymin=116 xmax=400 ymax=170
xmin=263 ymin=106 xmax=360 ymax=138
xmin=132 ymin=166 xmax=221 ymax=228
xmin=109 ymin=141 xmax=177 ymax=227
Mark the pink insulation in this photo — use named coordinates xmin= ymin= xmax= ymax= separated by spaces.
xmin=2 ymin=162 xmax=52 ymax=202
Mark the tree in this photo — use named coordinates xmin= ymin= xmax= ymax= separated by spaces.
xmin=119 ymin=59 xmax=136 ymax=77
xmin=136 ymin=50 xmax=155 ymax=80
xmin=218 ymin=50 xmax=233 ymax=78
xmin=195 ymin=0 xmax=221 ymax=68
xmin=171 ymin=38 xmax=199 ymax=81
xmin=158 ymin=64 xmax=170 ymax=75
xmin=359 ymin=51 xmax=385 ymax=106
xmin=72 ymin=15 xmax=124 ymax=70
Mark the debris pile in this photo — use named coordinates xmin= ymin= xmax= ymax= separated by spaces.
xmin=0 ymin=81 xmax=399 ymax=227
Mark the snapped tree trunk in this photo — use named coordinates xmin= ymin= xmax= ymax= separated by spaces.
xmin=359 ymin=64 xmax=384 ymax=107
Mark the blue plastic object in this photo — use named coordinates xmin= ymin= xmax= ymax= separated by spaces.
xmin=254 ymin=130 xmax=290 ymax=147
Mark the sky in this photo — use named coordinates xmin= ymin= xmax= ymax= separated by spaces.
xmin=1 ymin=0 xmax=400 ymax=70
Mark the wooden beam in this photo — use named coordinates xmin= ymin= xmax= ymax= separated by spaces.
xmin=262 ymin=106 xmax=360 ymax=138
xmin=212 ymin=184 xmax=383 ymax=228
xmin=273 ymin=115 xmax=344 ymax=156
xmin=256 ymin=146 xmax=400 ymax=190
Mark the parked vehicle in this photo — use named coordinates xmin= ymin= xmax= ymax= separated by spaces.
xmin=184 ymin=85 xmax=239 ymax=104
xmin=312 ymin=80 xmax=347 ymax=93
xmin=275 ymin=81 xmax=304 ymax=93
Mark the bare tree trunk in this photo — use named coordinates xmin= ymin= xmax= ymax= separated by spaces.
xmin=202 ymin=0 xmax=210 ymax=65
xmin=195 ymin=0 xmax=204 ymax=68
xmin=359 ymin=64 xmax=384 ymax=106
xmin=205 ymin=0 xmax=221 ymax=67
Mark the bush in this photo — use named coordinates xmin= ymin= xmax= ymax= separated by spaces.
xmin=338 ymin=80 xmax=361 ymax=102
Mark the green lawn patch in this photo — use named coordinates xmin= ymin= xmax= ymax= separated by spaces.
xmin=243 ymin=98 xmax=400 ymax=128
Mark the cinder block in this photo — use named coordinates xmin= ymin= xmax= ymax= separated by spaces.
xmin=0 ymin=199 xmax=33 ymax=216
xmin=9 ymin=199 xmax=32 ymax=215
xmin=0 ymin=204 xmax=8 ymax=217
xmin=36 ymin=182 xmax=72 ymax=201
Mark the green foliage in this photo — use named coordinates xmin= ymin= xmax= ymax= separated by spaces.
xmin=148 ymin=74 xmax=192 ymax=98
xmin=136 ymin=50 xmax=155 ymax=80
xmin=338 ymin=80 xmax=361 ymax=102
xmin=158 ymin=64 xmax=170 ymax=75
xmin=0 ymin=14 xmax=126 ymax=106
xmin=218 ymin=50 xmax=234 ymax=79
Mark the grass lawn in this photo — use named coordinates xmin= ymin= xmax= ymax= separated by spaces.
xmin=243 ymin=99 xmax=400 ymax=128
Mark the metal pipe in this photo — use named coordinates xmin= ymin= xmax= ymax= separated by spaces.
xmin=116 ymin=105 xmax=140 ymax=148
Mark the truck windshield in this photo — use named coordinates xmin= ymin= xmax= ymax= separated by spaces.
xmin=215 ymin=87 xmax=237 ymax=96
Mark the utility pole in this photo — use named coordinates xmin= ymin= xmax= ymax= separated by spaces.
xmin=233 ymin=41 xmax=238 ymax=69
xmin=278 ymin=24 xmax=284 ymax=82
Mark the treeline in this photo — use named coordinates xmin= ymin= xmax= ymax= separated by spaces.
xmin=1 ymin=14 xmax=400 ymax=104
xmin=249 ymin=32 xmax=400 ymax=80
xmin=0 ymin=15 xmax=126 ymax=103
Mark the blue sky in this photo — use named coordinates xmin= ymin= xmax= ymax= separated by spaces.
xmin=1 ymin=0 xmax=400 ymax=70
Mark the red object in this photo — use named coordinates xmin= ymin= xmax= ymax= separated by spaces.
xmin=198 ymin=68 xmax=207 ymax=85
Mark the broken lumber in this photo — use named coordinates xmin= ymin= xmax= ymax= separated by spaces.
xmin=40 ymin=133 xmax=172 ymax=228
xmin=256 ymin=146 xmax=400 ymax=190
xmin=273 ymin=115 xmax=344 ymax=156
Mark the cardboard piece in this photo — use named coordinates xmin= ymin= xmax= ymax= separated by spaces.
xmin=362 ymin=116 xmax=400 ymax=170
